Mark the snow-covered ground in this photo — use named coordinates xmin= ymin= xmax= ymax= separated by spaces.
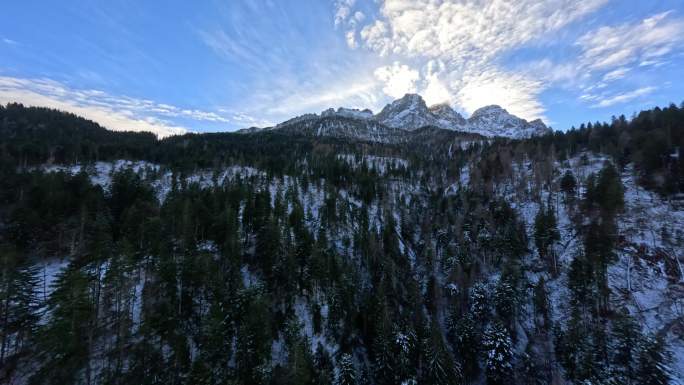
xmin=337 ymin=153 xmax=408 ymax=174
xmin=507 ymin=153 xmax=684 ymax=383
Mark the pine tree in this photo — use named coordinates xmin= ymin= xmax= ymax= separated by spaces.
xmin=372 ymin=310 xmax=395 ymax=385
xmin=483 ymin=322 xmax=514 ymax=385
xmin=493 ymin=277 xmax=517 ymax=326
xmin=337 ymin=353 xmax=357 ymax=385
xmin=31 ymin=266 xmax=97 ymax=385
xmin=560 ymin=170 xmax=577 ymax=196
xmin=394 ymin=327 xmax=417 ymax=383
xmin=470 ymin=283 xmax=489 ymax=321
xmin=449 ymin=312 xmax=480 ymax=379
xmin=314 ymin=343 xmax=334 ymax=385
xmin=533 ymin=203 xmax=560 ymax=274
xmin=421 ymin=322 xmax=461 ymax=385
xmin=0 ymin=247 xmax=40 ymax=366
xmin=609 ymin=314 xmax=640 ymax=385
xmin=636 ymin=335 xmax=671 ymax=385
xmin=519 ymin=343 xmax=549 ymax=385
xmin=595 ymin=163 xmax=625 ymax=216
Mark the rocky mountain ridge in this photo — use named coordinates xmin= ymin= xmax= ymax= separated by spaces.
xmin=240 ymin=93 xmax=551 ymax=140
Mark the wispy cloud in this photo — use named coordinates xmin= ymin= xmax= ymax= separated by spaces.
xmin=576 ymin=11 xmax=684 ymax=71
xmin=0 ymin=76 xmax=261 ymax=137
xmin=2 ymin=37 xmax=19 ymax=46
xmin=260 ymin=74 xmax=383 ymax=117
xmin=602 ymin=67 xmax=631 ymax=82
xmin=591 ymin=86 xmax=657 ymax=108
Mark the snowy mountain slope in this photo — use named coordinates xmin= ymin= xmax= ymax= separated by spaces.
xmin=429 ymin=103 xmax=468 ymax=128
xmin=275 ymin=115 xmax=408 ymax=143
xmin=26 ymin=148 xmax=684 ymax=384
xmin=500 ymin=153 xmax=684 ymax=384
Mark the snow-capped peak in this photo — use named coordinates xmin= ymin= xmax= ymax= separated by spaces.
xmin=467 ymin=105 xmax=551 ymax=138
xmin=321 ymin=107 xmax=374 ymax=120
xmin=470 ymin=105 xmax=508 ymax=119
xmin=429 ymin=103 xmax=467 ymax=128
xmin=375 ymin=94 xmax=434 ymax=131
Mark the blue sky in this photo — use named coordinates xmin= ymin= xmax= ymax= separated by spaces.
xmin=1 ymin=0 xmax=683 ymax=136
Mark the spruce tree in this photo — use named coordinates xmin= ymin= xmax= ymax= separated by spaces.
xmin=422 ymin=322 xmax=461 ymax=385
xmin=483 ymin=321 xmax=514 ymax=385
xmin=337 ymin=353 xmax=357 ymax=385
xmin=610 ymin=314 xmax=641 ymax=385
xmin=636 ymin=335 xmax=671 ymax=385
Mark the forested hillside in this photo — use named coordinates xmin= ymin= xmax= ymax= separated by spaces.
xmin=0 ymin=102 xmax=683 ymax=385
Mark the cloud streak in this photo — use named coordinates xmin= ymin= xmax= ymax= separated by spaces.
xmin=577 ymin=11 xmax=684 ymax=71
xmin=591 ymin=86 xmax=657 ymax=108
xmin=0 ymin=76 xmax=260 ymax=137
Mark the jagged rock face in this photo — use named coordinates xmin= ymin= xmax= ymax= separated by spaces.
xmin=374 ymin=95 xmax=548 ymax=137
xmin=247 ymin=93 xmax=551 ymax=141
xmin=275 ymin=115 xmax=408 ymax=144
xmin=467 ymin=105 xmax=551 ymax=138
xmin=375 ymin=94 xmax=435 ymax=131
xmin=429 ymin=103 xmax=467 ymax=128
xmin=321 ymin=107 xmax=374 ymax=120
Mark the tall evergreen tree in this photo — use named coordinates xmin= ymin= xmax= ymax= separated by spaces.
xmin=483 ymin=322 xmax=514 ymax=385
xmin=336 ymin=353 xmax=357 ymax=385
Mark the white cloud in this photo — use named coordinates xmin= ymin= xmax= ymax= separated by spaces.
xmin=422 ymin=60 xmax=451 ymax=106
xmin=592 ymin=86 xmax=656 ymax=108
xmin=0 ymin=76 xmax=254 ymax=137
xmin=359 ymin=0 xmax=607 ymax=64
xmin=454 ymin=69 xmax=546 ymax=120
xmin=349 ymin=0 xmax=609 ymax=121
xmin=577 ymin=11 xmax=684 ymax=71
xmin=346 ymin=30 xmax=358 ymax=49
xmin=374 ymin=62 xmax=420 ymax=99
xmin=334 ymin=0 xmax=357 ymax=27
xmin=360 ymin=21 xmax=393 ymax=55
xmin=602 ymin=67 xmax=630 ymax=82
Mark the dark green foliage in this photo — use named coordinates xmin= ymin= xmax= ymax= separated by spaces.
xmin=31 ymin=265 xmax=97 ymax=385
xmin=585 ymin=163 xmax=624 ymax=216
xmin=448 ymin=312 xmax=480 ymax=379
xmin=533 ymin=203 xmax=560 ymax=273
xmin=610 ymin=314 xmax=641 ymax=385
xmin=337 ymin=353 xmax=357 ymax=385
xmin=421 ymin=322 xmax=461 ymax=385
xmin=560 ymin=170 xmax=577 ymax=196
xmin=0 ymin=245 xmax=40 ymax=365
xmin=636 ymin=335 xmax=671 ymax=385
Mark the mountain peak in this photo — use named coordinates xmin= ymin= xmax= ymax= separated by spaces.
xmin=268 ymin=93 xmax=550 ymax=139
xmin=429 ymin=103 xmax=467 ymax=127
xmin=375 ymin=94 xmax=431 ymax=130
xmin=321 ymin=107 xmax=373 ymax=120
xmin=467 ymin=105 xmax=550 ymax=138
xmin=471 ymin=105 xmax=507 ymax=118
